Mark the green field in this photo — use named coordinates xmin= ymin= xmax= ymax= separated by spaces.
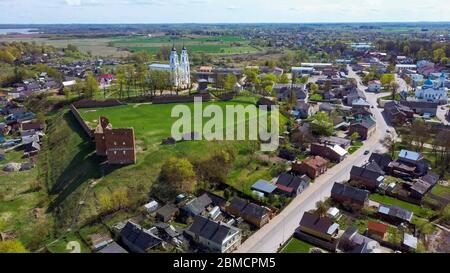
xmin=369 ymin=193 xmax=437 ymax=219
xmin=112 ymin=35 xmax=260 ymax=55
xmin=280 ymin=238 xmax=316 ymax=253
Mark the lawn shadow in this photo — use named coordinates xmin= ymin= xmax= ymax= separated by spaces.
xmin=46 ymin=112 xmax=103 ymax=211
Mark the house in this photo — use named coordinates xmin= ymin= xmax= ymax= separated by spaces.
xmin=185 ymin=216 xmax=241 ymax=253
xmin=387 ymin=149 xmax=429 ymax=179
xmin=155 ymin=204 xmax=179 ymax=222
xmin=369 ymin=153 xmax=393 ymax=172
xmin=399 ymin=100 xmax=439 ymax=116
xmin=331 ymin=183 xmax=369 ymax=210
xmin=297 ymin=212 xmax=339 ymax=242
xmin=338 ymin=227 xmax=383 ymax=253
xmin=292 ymin=156 xmax=329 ymax=179
xmin=275 ymin=173 xmax=310 ymax=197
xmin=368 ymin=80 xmax=381 ymax=92
xmin=349 ymin=118 xmax=376 ymax=140
xmin=98 ymin=74 xmax=115 ymax=87
xmin=256 ymin=97 xmax=277 ymax=108
xmin=378 ymin=205 xmax=413 ymax=224
xmin=384 ymin=101 xmax=414 ymax=125
xmin=19 ymin=121 xmax=44 ymax=132
xmin=143 ymin=200 xmax=159 ymax=213
xmin=251 ymin=179 xmax=277 ymax=196
xmin=182 ymin=193 xmax=213 ymax=217
xmin=402 ymin=233 xmax=418 ymax=251
xmin=292 ymin=67 xmax=314 ymax=77
xmin=89 ymin=233 xmax=113 ymax=251
xmin=310 ymin=143 xmax=348 ymax=162
xmin=410 ymin=172 xmax=439 ymax=199
xmin=153 ymin=223 xmax=183 ymax=243
xmin=295 ymin=101 xmax=318 ymax=118
xmin=226 ymin=197 xmax=271 ymax=228
xmin=119 ymin=221 xmax=163 ymax=253
xmin=395 ymin=64 xmax=417 ymax=73
xmin=350 ymin=164 xmax=385 ymax=190
xmin=398 ymin=150 xmax=423 ymax=165
xmin=98 ymin=242 xmax=128 ymax=253
xmin=367 ymin=221 xmax=388 ymax=241
xmin=319 ymin=136 xmax=351 ymax=149
xmin=24 ymin=141 xmax=41 ymax=157
xmin=327 ymin=207 xmax=340 ymax=219
xmin=272 ymin=84 xmax=307 ymax=101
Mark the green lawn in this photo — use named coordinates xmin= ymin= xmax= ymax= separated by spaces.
xmin=431 ymin=184 xmax=450 ymax=196
xmin=348 ymin=141 xmax=363 ymax=154
xmin=369 ymin=193 xmax=437 ymax=219
xmin=281 ymin=238 xmax=317 ymax=253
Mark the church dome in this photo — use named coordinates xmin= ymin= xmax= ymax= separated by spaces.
xmin=423 ymin=79 xmax=433 ymax=86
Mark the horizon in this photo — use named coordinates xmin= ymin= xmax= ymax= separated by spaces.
xmin=0 ymin=0 xmax=449 ymax=24
xmin=1 ymin=21 xmax=450 ymax=26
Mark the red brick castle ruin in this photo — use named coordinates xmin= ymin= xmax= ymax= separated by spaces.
xmin=94 ymin=116 xmax=136 ymax=165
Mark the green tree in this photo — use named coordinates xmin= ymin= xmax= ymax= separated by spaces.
xmin=350 ymin=132 xmax=360 ymax=143
xmin=0 ymin=240 xmax=28 ymax=253
xmin=380 ymin=73 xmax=395 ymax=88
xmin=84 ymin=73 xmax=99 ymax=98
xmin=433 ymin=48 xmax=446 ymax=63
xmin=278 ymin=74 xmax=289 ymax=84
xmin=310 ymin=83 xmax=319 ymax=94
xmin=315 ymin=201 xmax=328 ymax=217
xmin=224 ymin=73 xmax=237 ymax=92
xmin=311 ymin=111 xmax=334 ymax=136
xmin=160 ymin=157 xmax=197 ymax=193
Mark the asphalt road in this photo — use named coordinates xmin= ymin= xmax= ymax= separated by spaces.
xmin=236 ymin=66 xmax=390 ymax=253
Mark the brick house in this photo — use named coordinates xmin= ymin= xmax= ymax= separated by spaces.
xmin=349 ymin=118 xmax=376 ymax=140
xmin=350 ymin=163 xmax=385 ymax=191
xmin=310 ymin=143 xmax=348 ymax=162
xmin=292 ymin=156 xmax=329 ymax=179
xmin=225 ymin=197 xmax=271 ymax=228
xmin=331 ymin=183 xmax=369 ymax=210
xmin=95 ymin=116 xmax=136 ymax=165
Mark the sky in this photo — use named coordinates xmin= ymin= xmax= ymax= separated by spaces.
xmin=0 ymin=0 xmax=449 ymax=24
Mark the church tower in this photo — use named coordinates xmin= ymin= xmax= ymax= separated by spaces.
xmin=169 ymin=45 xmax=180 ymax=87
xmin=180 ymin=45 xmax=191 ymax=87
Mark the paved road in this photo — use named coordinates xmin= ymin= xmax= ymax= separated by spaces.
xmin=236 ymin=67 xmax=390 ymax=253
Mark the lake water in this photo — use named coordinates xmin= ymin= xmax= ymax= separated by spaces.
xmin=0 ymin=28 xmax=38 ymax=35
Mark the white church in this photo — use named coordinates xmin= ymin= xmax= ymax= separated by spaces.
xmin=149 ymin=45 xmax=191 ymax=89
xmin=415 ymin=73 xmax=448 ymax=103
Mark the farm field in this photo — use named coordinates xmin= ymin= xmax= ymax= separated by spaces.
xmin=111 ymin=35 xmax=261 ymax=55
xmin=0 ymin=36 xmax=129 ymax=57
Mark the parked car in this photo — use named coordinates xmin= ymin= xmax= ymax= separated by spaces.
xmin=364 ymin=150 xmax=370 ymax=155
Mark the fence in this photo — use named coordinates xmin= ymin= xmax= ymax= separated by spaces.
xmin=69 ymin=104 xmax=94 ymax=138
xmin=72 ymin=99 xmax=124 ymax=109
xmin=152 ymin=94 xmax=212 ymax=104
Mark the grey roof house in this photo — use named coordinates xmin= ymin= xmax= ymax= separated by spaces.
xmin=185 ymin=216 xmax=241 ymax=253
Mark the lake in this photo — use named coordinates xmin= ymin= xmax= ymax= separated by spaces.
xmin=0 ymin=28 xmax=38 ymax=35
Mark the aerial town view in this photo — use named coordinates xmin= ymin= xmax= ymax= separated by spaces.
xmin=0 ymin=0 xmax=449 ymax=263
